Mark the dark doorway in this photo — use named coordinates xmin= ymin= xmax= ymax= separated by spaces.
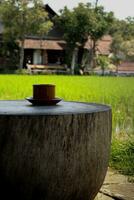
xmin=24 ymin=49 xmax=34 ymax=68
xmin=47 ymin=50 xmax=65 ymax=65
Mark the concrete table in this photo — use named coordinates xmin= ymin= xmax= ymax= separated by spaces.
xmin=0 ymin=100 xmax=112 ymax=200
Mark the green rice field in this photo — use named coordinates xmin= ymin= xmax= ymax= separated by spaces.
xmin=0 ymin=75 xmax=134 ymax=175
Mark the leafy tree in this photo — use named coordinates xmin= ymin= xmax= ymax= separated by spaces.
xmin=95 ymin=0 xmax=99 ymax=8
xmin=110 ymin=54 xmax=122 ymax=73
xmin=0 ymin=35 xmax=19 ymax=68
xmin=110 ymin=17 xmax=134 ymax=66
xmin=56 ymin=3 xmax=92 ymax=74
xmin=111 ymin=34 xmax=123 ymax=55
xmin=125 ymin=17 xmax=134 ymax=40
xmin=88 ymin=6 xmax=114 ymax=69
xmin=110 ymin=17 xmax=134 ymax=40
xmin=121 ymin=39 xmax=134 ymax=61
xmin=56 ymin=3 xmax=114 ymax=74
xmin=96 ymin=55 xmax=110 ymax=75
xmin=0 ymin=0 xmax=53 ymax=69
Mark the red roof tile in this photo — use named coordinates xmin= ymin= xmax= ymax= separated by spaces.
xmin=84 ymin=35 xmax=112 ymax=55
xmin=24 ymin=35 xmax=112 ymax=54
xmin=24 ymin=39 xmax=66 ymax=50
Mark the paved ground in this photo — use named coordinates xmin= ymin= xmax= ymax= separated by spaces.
xmin=95 ymin=168 xmax=134 ymax=200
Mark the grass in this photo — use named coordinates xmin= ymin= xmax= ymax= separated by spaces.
xmin=0 ymin=74 xmax=134 ymax=175
xmin=110 ymin=137 xmax=134 ymax=176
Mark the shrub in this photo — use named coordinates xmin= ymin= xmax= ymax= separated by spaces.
xmin=110 ymin=137 xmax=134 ymax=176
xmin=15 ymin=69 xmax=29 ymax=75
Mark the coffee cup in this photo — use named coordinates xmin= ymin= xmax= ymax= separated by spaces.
xmin=33 ymin=84 xmax=55 ymax=100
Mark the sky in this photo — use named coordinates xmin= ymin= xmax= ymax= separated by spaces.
xmin=44 ymin=0 xmax=134 ymax=20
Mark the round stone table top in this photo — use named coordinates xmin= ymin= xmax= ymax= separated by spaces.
xmin=0 ymin=100 xmax=111 ymax=116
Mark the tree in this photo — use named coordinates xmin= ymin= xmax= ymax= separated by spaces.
xmin=0 ymin=0 xmax=53 ymax=69
xmin=121 ymin=40 xmax=134 ymax=61
xmin=110 ymin=17 xmax=134 ymax=69
xmin=56 ymin=3 xmax=92 ymax=74
xmin=110 ymin=17 xmax=134 ymax=40
xmin=88 ymin=6 xmax=114 ymax=69
xmin=96 ymin=55 xmax=110 ymax=75
xmin=95 ymin=0 xmax=99 ymax=8
xmin=0 ymin=35 xmax=19 ymax=68
xmin=56 ymin=3 xmax=114 ymax=74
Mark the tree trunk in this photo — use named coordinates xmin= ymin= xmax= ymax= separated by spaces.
xmin=71 ymin=47 xmax=78 ymax=74
xmin=90 ymin=39 xmax=97 ymax=71
xmin=116 ymin=64 xmax=119 ymax=74
xmin=102 ymin=67 xmax=105 ymax=76
xmin=95 ymin=0 xmax=99 ymax=8
xmin=19 ymin=39 xmax=25 ymax=69
xmin=0 ymin=100 xmax=112 ymax=200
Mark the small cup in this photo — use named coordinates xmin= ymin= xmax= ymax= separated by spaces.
xmin=33 ymin=84 xmax=55 ymax=100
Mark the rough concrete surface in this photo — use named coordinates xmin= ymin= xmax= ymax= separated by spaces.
xmin=95 ymin=168 xmax=134 ymax=200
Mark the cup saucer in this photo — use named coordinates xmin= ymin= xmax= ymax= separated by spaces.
xmin=26 ymin=97 xmax=62 ymax=106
